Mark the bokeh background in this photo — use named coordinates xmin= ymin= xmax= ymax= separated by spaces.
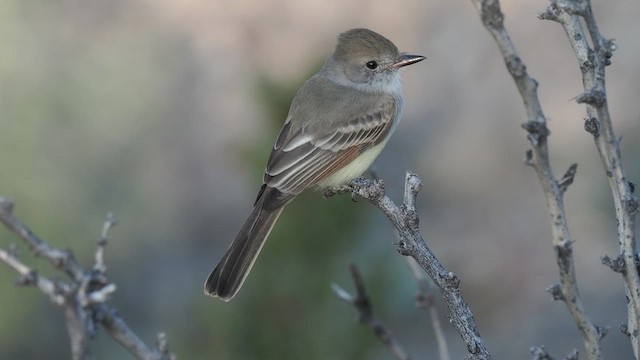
xmin=1 ymin=0 xmax=639 ymax=359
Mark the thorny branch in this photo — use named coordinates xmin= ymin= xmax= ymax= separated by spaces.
xmin=325 ymin=173 xmax=492 ymax=360
xmin=0 ymin=197 xmax=174 ymax=360
xmin=470 ymin=0 xmax=605 ymax=359
xmin=540 ymin=1 xmax=640 ymax=357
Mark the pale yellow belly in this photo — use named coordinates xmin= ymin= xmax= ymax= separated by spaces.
xmin=315 ymin=137 xmax=390 ymax=188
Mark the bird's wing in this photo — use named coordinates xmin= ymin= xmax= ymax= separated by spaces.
xmin=263 ymin=95 xmax=396 ymax=196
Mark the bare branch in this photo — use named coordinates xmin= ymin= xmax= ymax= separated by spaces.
xmin=63 ymin=299 xmax=92 ymax=360
xmin=540 ymin=1 xmax=640 ymax=355
xmin=0 ymin=197 xmax=174 ymax=360
xmin=470 ymin=0 xmax=603 ymax=358
xmin=0 ymin=247 xmax=66 ymax=306
xmin=530 ymin=345 xmax=556 ymax=360
xmin=332 ymin=264 xmax=411 ymax=360
xmin=563 ymin=349 xmax=580 ymax=360
xmin=95 ymin=212 xmax=116 ymax=274
xmin=0 ymin=246 xmax=30 ymax=280
xmin=530 ymin=345 xmax=579 ymax=360
xmin=0 ymin=198 xmax=84 ymax=281
xmin=156 ymin=332 xmax=173 ymax=359
xmin=329 ymin=173 xmax=492 ymax=359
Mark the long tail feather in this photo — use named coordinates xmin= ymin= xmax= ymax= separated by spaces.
xmin=204 ymin=187 xmax=288 ymax=301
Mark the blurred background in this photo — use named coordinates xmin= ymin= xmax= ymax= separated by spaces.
xmin=1 ymin=0 xmax=639 ymax=359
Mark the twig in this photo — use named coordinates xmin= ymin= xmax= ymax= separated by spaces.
xmin=531 ymin=345 xmax=556 ymax=360
xmin=326 ymin=173 xmax=492 ymax=360
xmin=470 ymin=0 xmax=604 ymax=358
xmin=541 ymin=1 xmax=640 ymax=356
xmin=332 ymin=264 xmax=411 ymax=360
xmin=406 ymin=258 xmax=450 ymax=360
xmin=0 ymin=247 xmax=65 ymax=305
xmin=564 ymin=349 xmax=580 ymax=360
xmin=0 ymin=198 xmax=84 ymax=281
xmin=97 ymin=306 xmax=174 ymax=360
xmin=95 ymin=212 xmax=116 ymax=274
xmin=0 ymin=197 xmax=174 ymax=360
xmin=530 ymin=345 xmax=579 ymax=360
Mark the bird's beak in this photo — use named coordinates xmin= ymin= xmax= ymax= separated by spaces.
xmin=393 ymin=54 xmax=426 ymax=68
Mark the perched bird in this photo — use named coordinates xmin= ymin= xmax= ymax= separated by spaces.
xmin=205 ymin=28 xmax=425 ymax=301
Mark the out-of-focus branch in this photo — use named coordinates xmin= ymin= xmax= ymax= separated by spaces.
xmin=540 ymin=1 xmax=640 ymax=356
xmin=0 ymin=197 xmax=174 ymax=360
xmin=332 ymin=264 xmax=411 ymax=360
xmin=0 ymin=198 xmax=85 ymax=280
xmin=470 ymin=0 xmax=604 ymax=358
xmin=531 ymin=346 xmax=557 ymax=360
xmin=325 ymin=172 xmax=492 ymax=360
xmin=531 ymin=346 xmax=556 ymax=360
xmin=406 ymin=258 xmax=450 ymax=360
xmin=0 ymin=247 xmax=66 ymax=305
xmin=530 ymin=345 xmax=578 ymax=360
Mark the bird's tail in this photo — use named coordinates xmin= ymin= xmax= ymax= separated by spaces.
xmin=204 ymin=186 xmax=288 ymax=301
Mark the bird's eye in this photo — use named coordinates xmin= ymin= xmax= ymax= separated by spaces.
xmin=366 ymin=61 xmax=378 ymax=70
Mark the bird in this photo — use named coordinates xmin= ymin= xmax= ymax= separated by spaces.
xmin=205 ymin=28 xmax=425 ymax=301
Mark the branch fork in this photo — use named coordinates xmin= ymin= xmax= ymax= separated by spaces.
xmin=328 ymin=172 xmax=492 ymax=360
xmin=0 ymin=197 xmax=174 ymax=360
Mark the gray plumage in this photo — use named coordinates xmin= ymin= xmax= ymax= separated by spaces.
xmin=205 ymin=28 xmax=424 ymax=301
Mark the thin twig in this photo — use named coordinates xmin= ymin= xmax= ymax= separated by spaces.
xmin=469 ymin=1 xmax=603 ymax=358
xmin=0 ymin=198 xmax=84 ymax=281
xmin=530 ymin=345 xmax=579 ymax=360
xmin=531 ymin=345 xmax=556 ymax=360
xmin=95 ymin=212 xmax=116 ymax=274
xmin=0 ymin=247 xmax=66 ymax=305
xmin=333 ymin=264 xmax=411 ymax=360
xmin=327 ymin=173 xmax=492 ymax=360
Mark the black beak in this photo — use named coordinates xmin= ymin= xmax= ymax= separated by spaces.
xmin=393 ymin=54 xmax=426 ymax=68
